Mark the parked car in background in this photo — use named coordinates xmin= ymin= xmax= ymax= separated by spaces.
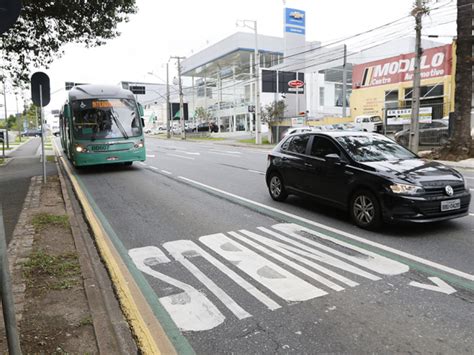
xmin=394 ymin=119 xmax=449 ymax=147
xmin=283 ymin=126 xmax=313 ymax=138
xmin=266 ymin=131 xmax=470 ymax=229
xmin=195 ymin=122 xmax=218 ymax=133
xmin=354 ymin=115 xmax=383 ymax=132
xmin=21 ymin=129 xmax=42 ymax=137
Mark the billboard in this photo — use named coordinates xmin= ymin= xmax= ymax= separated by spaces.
xmin=386 ymin=107 xmax=432 ymax=125
xmin=353 ymin=44 xmax=452 ymax=89
xmin=285 ymin=8 xmax=306 ymax=29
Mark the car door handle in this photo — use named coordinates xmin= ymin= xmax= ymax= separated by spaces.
xmin=304 ymin=162 xmax=313 ymax=167
xmin=344 ymin=170 xmax=354 ymax=176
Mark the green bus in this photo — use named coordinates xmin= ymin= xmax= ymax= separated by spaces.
xmin=60 ymin=85 xmax=146 ymax=167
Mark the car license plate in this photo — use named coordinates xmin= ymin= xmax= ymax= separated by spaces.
xmin=91 ymin=144 xmax=109 ymax=151
xmin=441 ymin=199 xmax=460 ymax=212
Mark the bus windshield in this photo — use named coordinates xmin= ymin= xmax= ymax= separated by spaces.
xmin=71 ymin=98 xmax=142 ymax=140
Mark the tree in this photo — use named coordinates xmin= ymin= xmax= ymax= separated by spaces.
xmin=437 ymin=0 xmax=473 ymax=160
xmin=194 ymin=107 xmax=213 ymax=122
xmin=263 ymin=100 xmax=287 ymax=123
xmin=0 ymin=1 xmax=137 ymax=85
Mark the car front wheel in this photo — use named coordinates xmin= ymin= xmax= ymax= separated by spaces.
xmin=350 ymin=190 xmax=382 ymax=229
xmin=268 ymin=173 xmax=288 ymax=202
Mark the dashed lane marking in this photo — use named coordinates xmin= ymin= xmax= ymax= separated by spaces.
xmin=167 ymin=154 xmax=195 ymax=160
xmin=146 ymin=154 xmax=156 ymax=158
xmin=248 ymin=169 xmax=265 ymax=175
xmin=161 ymin=170 xmax=172 ymax=175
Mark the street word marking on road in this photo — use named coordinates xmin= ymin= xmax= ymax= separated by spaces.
xmin=409 ymin=277 xmax=457 ymax=295
xmin=129 ymin=223 xmax=411 ymax=332
xmin=146 ymin=154 xmax=155 ymax=158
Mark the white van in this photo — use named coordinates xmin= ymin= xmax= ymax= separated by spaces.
xmin=354 ymin=115 xmax=383 ymax=132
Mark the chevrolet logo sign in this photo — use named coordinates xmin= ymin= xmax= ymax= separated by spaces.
xmin=290 ymin=11 xmax=304 ymax=19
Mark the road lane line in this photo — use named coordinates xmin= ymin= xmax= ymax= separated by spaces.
xmin=146 ymin=154 xmax=155 ymax=158
xmin=248 ymin=169 xmax=265 ymax=175
xmin=167 ymin=154 xmax=195 ymax=160
xmin=208 ymin=151 xmax=242 ymax=157
xmin=161 ymin=170 xmax=172 ymax=175
xmin=178 ymin=176 xmax=474 ymax=283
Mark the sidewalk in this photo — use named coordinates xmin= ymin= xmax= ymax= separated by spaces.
xmin=434 ymin=158 xmax=474 ymax=170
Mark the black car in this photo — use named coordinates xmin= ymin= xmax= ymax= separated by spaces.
xmin=195 ymin=122 xmax=218 ymax=133
xmin=21 ymin=129 xmax=42 ymax=137
xmin=266 ymin=132 xmax=471 ymax=229
xmin=394 ymin=119 xmax=449 ymax=147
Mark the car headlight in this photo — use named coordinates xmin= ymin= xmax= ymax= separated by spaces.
xmin=389 ymin=183 xmax=424 ymax=195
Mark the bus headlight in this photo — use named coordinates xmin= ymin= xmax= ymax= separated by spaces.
xmin=134 ymin=140 xmax=144 ymax=149
xmin=75 ymin=145 xmax=87 ymax=153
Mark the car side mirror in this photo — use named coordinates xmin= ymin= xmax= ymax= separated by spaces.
xmin=324 ymin=153 xmax=343 ymax=164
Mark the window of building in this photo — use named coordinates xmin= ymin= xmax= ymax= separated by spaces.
xmin=334 ymin=83 xmax=350 ymax=107
xmin=319 ymin=87 xmax=325 ymax=106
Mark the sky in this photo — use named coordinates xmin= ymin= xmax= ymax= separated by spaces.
xmin=1 ymin=0 xmax=458 ymax=116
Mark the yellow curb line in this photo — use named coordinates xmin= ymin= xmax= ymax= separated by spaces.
xmin=54 ymin=140 xmax=176 ymax=355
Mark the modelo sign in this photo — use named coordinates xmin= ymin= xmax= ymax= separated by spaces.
xmin=353 ymin=44 xmax=452 ymax=88
xmin=288 ymin=80 xmax=304 ymax=88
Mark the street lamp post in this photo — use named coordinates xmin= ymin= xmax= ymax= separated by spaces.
xmin=237 ymin=19 xmax=262 ymax=144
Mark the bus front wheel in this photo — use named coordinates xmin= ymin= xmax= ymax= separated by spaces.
xmin=123 ymin=162 xmax=133 ymax=167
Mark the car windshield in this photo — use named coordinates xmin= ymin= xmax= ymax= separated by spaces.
xmin=335 ymin=135 xmax=417 ymax=162
xmin=71 ymin=98 xmax=142 ymax=140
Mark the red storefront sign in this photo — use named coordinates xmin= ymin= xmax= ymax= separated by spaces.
xmin=352 ymin=44 xmax=452 ymax=89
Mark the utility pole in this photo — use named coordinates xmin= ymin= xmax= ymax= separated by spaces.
xmin=409 ymin=0 xmax=425 ymax=153
xmin=15 ymin=95 xmax=20 ymax=142
xmin=171 ymin=56 xmax=186 ymax=140
xmin=166 ymin=62 xmax=171 ymax=139
xmin=1 ymin=78 xmax=9 ymax=149
xmin=237 ymin=20 xmax=262 ymax=144
xmin=342 ymin=44 xmax=348 ymax=118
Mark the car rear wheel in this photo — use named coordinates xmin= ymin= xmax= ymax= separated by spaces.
xmin=268 ymin=173 xmax=288 ymax=202
xmin=350 ymin=190 xmax=382 ymax=229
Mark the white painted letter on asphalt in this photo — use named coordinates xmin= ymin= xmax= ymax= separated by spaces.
xmin=200 ymin=233 xmax=328 ymax=301
xmin=128 ymin=246 xmax=225 ymax=331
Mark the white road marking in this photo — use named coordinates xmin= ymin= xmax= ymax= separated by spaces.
xmin=229 ymin=231 xmax=345 ymax=291
xmin=149 ymin=166 xmax=159 ymax=170
xmin=469 ymin=188 xmax=474 ymax=192
xmin=239 ymin=229 xmax=361 ymax=286
xmin=248 ymin=169 xmax=265 ymax=175
xmin=163 ymin=240 xmax=252 ymax=320
xmin=138 ymin=162 xmax=147 ymax=166
xmin=178 ymin=176 xmax=474 ymax=282
xmin=167 ymin=153 xmax=195 ymax=160
xmin=272 ymin=224 xmax=409 ymax=276
xmin=128 ymin=246 xmax=225 ymax=331
xmin=470 ymin=213 xmax=474 ymax=217
xmin=208 ymin=151 xmax=242 ymax=158
xmin=146 ymin=154 xmax=155 ymax=158
xmin=176 ymin=150 xmax=200 ymax=155
xmin=200 ymin=233 xmax=328 ymax=301
xmin=161 ymin=170 xmax=172 ymax=175
xmin=209 ymin=150 xmax=241 ymax=155
xmin=409 ymin=277 xmax=457 ymax=295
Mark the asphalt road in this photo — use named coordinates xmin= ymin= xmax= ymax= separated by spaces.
xmin=63 ymin=137 xmax=474 ymax=354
